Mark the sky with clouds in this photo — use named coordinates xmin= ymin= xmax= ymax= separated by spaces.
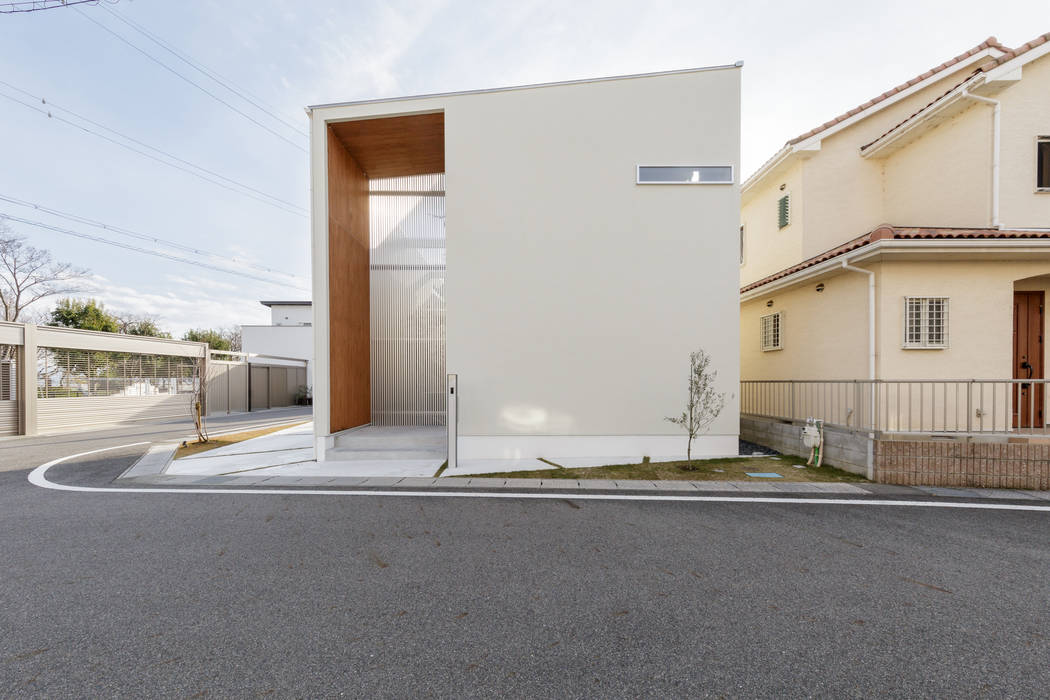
xmin=0 ymin=0 xmax=1046 ymax=336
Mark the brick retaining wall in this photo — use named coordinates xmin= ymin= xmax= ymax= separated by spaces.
xmin=874 ymin=440 xmax=1050 ymax=490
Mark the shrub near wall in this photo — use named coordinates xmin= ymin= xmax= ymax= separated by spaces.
xmin=874 ymin=440 xmax=1050 ymax=490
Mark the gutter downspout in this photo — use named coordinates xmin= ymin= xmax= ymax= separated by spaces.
xmin=961 ymin=88 xmax=1001 ymax=229
xmin=841 ymin=258 xmax=876 ymax=479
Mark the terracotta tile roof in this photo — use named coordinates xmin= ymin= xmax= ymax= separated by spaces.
xmin=981 ymin=31 xmax=1050 ymax=68
xmin=861 ymin=31 xmax=1050 ymax=152
xmin=785 ymin=37 xmax=1007 ymax=146
xmin=741 ymin=226 xmax=1050 ymax=293
xmin=859 ymin=73 xmax=978 ymax=152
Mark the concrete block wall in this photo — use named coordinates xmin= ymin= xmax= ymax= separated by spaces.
xmin=874 ymin=440 xmax=1050 ymax=489
xmin=740 ymin=415 xmax=870 ymax=476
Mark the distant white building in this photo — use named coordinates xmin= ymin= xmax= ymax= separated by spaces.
xmin=241 ymin=301 xmax=313 ymax=387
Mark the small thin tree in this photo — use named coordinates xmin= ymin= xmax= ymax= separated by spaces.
xmin=665 ymin=349 xmax=727 ymax=466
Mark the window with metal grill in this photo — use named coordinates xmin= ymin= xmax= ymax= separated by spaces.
xmin=760 ymin=312 xmax=782 ymax=351
xmin=36 ymin=348 xmax=199 ymax=398
xmin=777 ymin=194 xmax=790 ymax=229
xmin=903 ymin=297 xmax=948 ymax=348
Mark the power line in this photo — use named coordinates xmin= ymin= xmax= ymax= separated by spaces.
xmin=0 ymin=79 xmax=307 ymax=215
xmin=0 ymin=0 xmax=117 ymax=13
xmin=0 ymin=212 xmax=310 ymax=292
xmin=101 ymin=5 xmax=308 ymax=139
xmin=0 ymin=88 xmax=308 ymax=218
xmin=76 ymin=8 xmax=307 ymax=153
xmin=0 ymin=193 xmax=307 ymax=282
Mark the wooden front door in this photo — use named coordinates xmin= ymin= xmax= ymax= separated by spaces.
xmin=1013 ymin=291 xmax=1044 ymax=428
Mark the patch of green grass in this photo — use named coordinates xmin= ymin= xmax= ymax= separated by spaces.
xmin=469 ymin=454 xmax=866 ymax=483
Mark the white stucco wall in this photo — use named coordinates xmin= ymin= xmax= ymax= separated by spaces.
xmin=241 ymin=324 xmax=313 ymax=386
xmin=311 ymin=66 xmax=742 ymax=459
xmin=266 ymin=303 xmax=312 ymax=326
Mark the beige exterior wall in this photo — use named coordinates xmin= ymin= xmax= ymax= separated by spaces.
xmin=742 ymin=258 xmax=1050 ymax=382
xmin=741 ymin=47 xmax=1050 ymax=393
xmin=740 ymin=160 xmax=804 ymax=284
xmin=882 ymin=105 xmax=992 ymax=228
xmin=740 ymin=57 xmax=991 ymax=286
xmin=999 ymin=52 xmax=1050 ymax=228
xmin=312 ymin=67 xmax=742 ymax=458
xmin=741 ymin=268 xmax=870 ymax=380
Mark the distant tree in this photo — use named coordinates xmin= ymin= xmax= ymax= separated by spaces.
xmin=183 ymin=327 xmax=240 ymax=351
xmin=665 ymin=349 xmax=727 ymax=466
xmin=224 ymin=325 xmax=242 ymax=352
xmin=47 ymin=298 xmax=119 ymax=333
xmin=0 ymin=223 xmax=88 ymax=322
xmin=117 ymin=314 xmax=171 ymax=338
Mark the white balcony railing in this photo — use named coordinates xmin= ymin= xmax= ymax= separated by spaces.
xmin=741 ymin=379 xmax=1050 ymax=434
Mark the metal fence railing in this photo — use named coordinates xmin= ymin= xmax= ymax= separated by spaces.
xmin=741 ymin=379 xmax=1050 ymax=435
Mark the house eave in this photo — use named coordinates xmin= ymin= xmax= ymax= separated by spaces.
xmin=740 ymin=238 xmax=1050 ymax=301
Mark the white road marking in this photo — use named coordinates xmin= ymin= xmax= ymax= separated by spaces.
xmin=26 ymin=443 xmax=1050 ymax=511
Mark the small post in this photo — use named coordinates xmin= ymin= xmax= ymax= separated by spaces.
xmin=966 ymin=380 xmax=973 ymax=433
xmin=20 ymin=323 xmax=37 ymax=437
xmin=447 ymin=373 xmax=458 ymax=471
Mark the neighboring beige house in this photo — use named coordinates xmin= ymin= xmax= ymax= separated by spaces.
xmin=740 ymin=33 xmax=1050 ymax=433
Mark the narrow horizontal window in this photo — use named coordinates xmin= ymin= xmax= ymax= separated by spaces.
xmin=636 ymin=165 xmax=733 ymax=184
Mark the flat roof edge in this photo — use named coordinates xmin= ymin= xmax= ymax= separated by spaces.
xmin=260 ymin=300 xmax=312 ymax=307
xmin=307 ymin=61 xmax=743 ymax=112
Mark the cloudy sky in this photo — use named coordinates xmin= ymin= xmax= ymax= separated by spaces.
xmin=0 ymin=0 xmax=1045 ymax=336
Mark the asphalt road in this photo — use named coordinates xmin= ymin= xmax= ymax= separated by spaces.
xmin=3 ymin=417 xmax=1050 ymax=698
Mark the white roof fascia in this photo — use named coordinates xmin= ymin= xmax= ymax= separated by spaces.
xmin=982 ymin=40 xmax=1050 ymax=83
xmin=307 ymin=62 xmax=743 ymax=113
xmin=739 ymin=238 xmax=1050 ymax=301
xmin=859 ymin=76 xmax=982 ymax=158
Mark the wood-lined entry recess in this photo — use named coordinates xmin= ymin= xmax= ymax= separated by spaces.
xmin=326 ymin=112 xmax=445 ymax=433
xmin=327 ymin=127 xmax=371 ymax=432
xmin=328 ymin=112 xmax=444 ymax=179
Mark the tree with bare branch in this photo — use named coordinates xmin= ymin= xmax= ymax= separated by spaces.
xmin=666 ymin=349 xmax=728 ymax=467
xmin=0 ymin=222 xmax=87 ymax=322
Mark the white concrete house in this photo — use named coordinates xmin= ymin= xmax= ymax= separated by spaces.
xmin=241 ymin=301 xmax=313 ymax=386
xmin=308 ymin=65 xmax=742 ymax=468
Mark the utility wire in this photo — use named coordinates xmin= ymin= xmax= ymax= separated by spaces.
xmin=0 ymin=193 xmax=307 ymax=282
xmin=0 ymin=89 xmax=308 ymax=218
xmin=0 ymin=79 xmax=307 ymax=215
xmin=0 ymin=0 xmax=115 ymax=13
xmin=0 ymin=212 xmax=310 ymax=292
xmin=76 ymin=8 xmax=307 ymax=153
xmin=101 ymin=5 xmax=308 ymax=139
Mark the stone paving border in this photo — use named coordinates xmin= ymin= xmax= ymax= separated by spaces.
xmin=114 ymin=439 xmax=1050 ymax=502
xmin=113 ymin=469 xmax=1050 ymax=502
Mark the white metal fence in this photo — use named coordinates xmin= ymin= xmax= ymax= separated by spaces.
xmin=0 ymin=321 xmax=208 ymax=436
xmin=741 ymin=379 xmax=1050 ymax=434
